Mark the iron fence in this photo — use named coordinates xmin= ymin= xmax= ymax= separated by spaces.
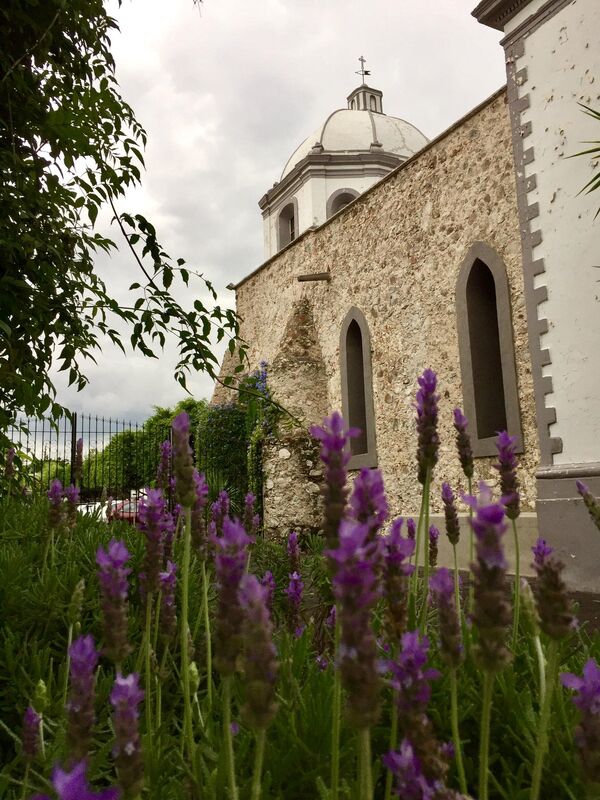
xmin=8 ymin=413 xmax=172 ymax=504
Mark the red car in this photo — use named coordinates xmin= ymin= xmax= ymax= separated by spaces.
xmin=110 ymin=499 xmax=140 ymax=524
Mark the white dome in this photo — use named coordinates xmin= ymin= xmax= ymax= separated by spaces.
xmin=281 ymin=108 xmax=429 ymax=180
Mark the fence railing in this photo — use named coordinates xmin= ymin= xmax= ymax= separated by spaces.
xmin=8 ymin=413 xmax=171 ymax=504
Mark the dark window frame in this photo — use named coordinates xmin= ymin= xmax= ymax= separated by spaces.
xmin=326 ymin=188 xmax=359 ymax=220
xmin=456 ymin=241 xmax=524 ymax=457
xmin=340 ymin=306 xmax=378 ymax=468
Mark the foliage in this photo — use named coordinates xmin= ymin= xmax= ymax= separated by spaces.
xmin=0 ymin=0 xmax=243 ymax=453
xmin=572 ymin=103 xmax=600 ymax=217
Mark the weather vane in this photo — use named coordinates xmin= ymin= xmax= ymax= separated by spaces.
xmin=355 ymin=55 xmax=371 ymax=82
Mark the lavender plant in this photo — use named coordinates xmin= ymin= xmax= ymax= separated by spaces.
xmin=562 ymin=658 xmax=600 ymax=797
xmin=97 ymin=540 xmax=132 ymax=668
xmin=453 ymin=408 xmax=474 ymax=603
xmin=110 ymin=672 xmax=144 ymax=800
xmin=577 ymin=479 xmax=600 ymax=533
xmin=32 ymin=760 xmax=119 ymax=800
xmin=65 ymin=634 xmax=99 ymax=764
xmin=441 ymin=482 xmax=462 ymax=612
xmin=494 ymin=430 xmax=521 ymax=646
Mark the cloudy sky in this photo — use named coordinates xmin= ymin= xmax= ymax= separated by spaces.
xmin=54 ymin=0 xmax=505 ymax=422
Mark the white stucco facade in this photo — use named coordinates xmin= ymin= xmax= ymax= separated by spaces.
xmin=508 ymin=0 xmax=600 ymax=465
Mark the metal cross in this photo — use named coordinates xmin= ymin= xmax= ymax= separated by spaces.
xmin=355 ymin=55 xmax=371 ymax=82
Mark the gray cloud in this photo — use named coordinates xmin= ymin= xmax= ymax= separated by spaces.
xmin=54 ymin=0 xmax=505 ymax=422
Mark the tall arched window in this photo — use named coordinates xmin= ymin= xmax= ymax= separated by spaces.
xmin=456 ymin=242 xmax=523 ymax=456
xmin=340 ymin=307 xmax=377 ymax=467
xmin=326 ymin=188 xmax=359 ymax=219
xmin=277 ymin=200 xmax=297 ymax=250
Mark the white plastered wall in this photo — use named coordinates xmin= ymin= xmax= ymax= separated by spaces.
xmin=511 ymin=0 xmax=600 ymax=465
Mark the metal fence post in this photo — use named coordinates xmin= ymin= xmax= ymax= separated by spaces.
xmin=69 ymin=412 xmax=78 ymax=486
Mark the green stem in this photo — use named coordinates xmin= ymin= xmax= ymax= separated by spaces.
xmin=530 ymin=639 xmax=559 ymax=800
xmin=62 ymin=623 xmax=73 ymax=710
xmin=152 ymin=590 xmax=162 ymax=652
xmin=478 ymin=671 xmax=494 ymax=800
xmin=144 ymin=590 xmax=153 ymax=741
xmin=358 ymin=727 xmax=372 ymax=800
xmin=450 ymin=669 xmax=468 ymax=796
xmin=452 ymin=545 xmax=461 ymax=618
xmin=222 ymin=675 xmax=239 ymax=800
xmin=534 ymin=634 xmax=546 ymax=705
xmin=180 ymin=507 xmax=195 ymax=762
xmin=411 ymin=486 xmax=427 ymax=597
xmin=156 ymin=647 xmax=169 ymax=731
xmin=250 ymin=728 xmax=266 ymax=800
xmin=511 ymin=517 xmax=521 ymax=650
xmin=21 ymin=763 xmax=30 ymax=800
xmin=330 ymin=618 xmax=342 ymax=800
xmin=384 ymin=703 xmax=398 ymax=800
xmin=39 ymin=714 xmax=45 ymax=760
xmin=418 ymin=468 xmax=432 ymax=632
xmin=201 ymin=559 xmax=213 ymax=711
xmin=468 ymin=476 xmax=474 ymax=612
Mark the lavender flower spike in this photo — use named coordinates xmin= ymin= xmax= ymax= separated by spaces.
xmin=326 ymin=519 xmax=380 ymax=729
xmin=531 ymin=537 xmax=574 ymax=639
xmin=382 ymin=519 xmax=415 ymax=645
xmin=110 ymin=672 xmax=144 ymax=798
xmin=285 ymin=571 xmax=304 ymax=637
xmin=244 ymin=492 xmax=259 ymax=537
xmin=137 ymin=488 xmax=171 ymax=595
xmin=260 ymin=570 xmax=276 ymax=613
xmin=159 ymin=561 xmax=178 ymax=642
xmin=211 ymin=489 xmax=230 ymax=538
xmin=310 ymin=411 xmax=359 ymax=548
xmin=73 ymin=438 xmax=84 ymax=486
xmin=5 ymin=446 xmax=16 ymax=479
xmin=66 ymin=634 xmax=99 ymax=763
xmin=428 ymin=526 xmax=439 ymax=569
xmin=96 ymin=540 xmax=132 ymax=664
xmin=406 ymin=518 xmax=416 ymax=541
xmin=441 ymin=483 xmax=460 ymax=546
xmin=171 ymin=412 xmax=196 ymax=508
xmin=494 ymin=431 xmax=520 ymax=520
xmin=561 ymin=658 xmax=600 ymax=784
xmin=466 ymin=482 xmax=511 ymax=672
xmin=190 ymin=470 xmax=209 ymax=558
xmin=453 ymin=408 xmax=474 ymax=480
xmin=238 ymin=574 xmax=278 ymax=729
xmin=33 ymin=760 xmax=120 ymax=800
xmin=577 ymin=479 xmax=600 ymax=532
xmin=415 ymin=368 xmax=439 ymax=485
xmin=287 ymin=531 xmax=300 ymax=574
xmin=429 ymin=568 xmax=463 ymax=668
xmin=47 ymin=478 xmax=64 ymax=528
xmin=213 ymin=517 xmax=254 ymax=675
xmin=22 ymin=706 xmax=41 ymax=760
xmin=349 ymin=467 xmax=389 ymax=540
xmin=382 ymin=739 xmax=438 ymax=800
xmin=156 ymin=440 xmax=172 ymax=494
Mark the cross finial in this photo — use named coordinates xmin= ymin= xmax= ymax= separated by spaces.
xmin=355 ymin=55 xmax=371 ymax=83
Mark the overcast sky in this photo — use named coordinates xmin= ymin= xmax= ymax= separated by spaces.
xmin=53 ymin=0 xmax=505 ymax=423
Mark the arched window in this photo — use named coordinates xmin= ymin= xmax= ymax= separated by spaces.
xmin=456 ymin=242 xmax=523 ymax=456
xmin=277 ymin=200 xmax=297 ymax=250
xmin=326 ymin=188 xmax=359 ymax=219
xmin=370 ymin=95 xmax=376 ymax=110
xmin=340 ymin=307 xmax=377 ymax=467
xmin=351 ymin=99 xmax=356 ymax=110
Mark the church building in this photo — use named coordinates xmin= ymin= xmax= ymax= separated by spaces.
xmin=214 ymin=0 xmax=600 ymax=593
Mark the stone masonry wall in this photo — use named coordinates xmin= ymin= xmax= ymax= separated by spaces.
xmin=226 ymin=88 xmax=540 ymax=530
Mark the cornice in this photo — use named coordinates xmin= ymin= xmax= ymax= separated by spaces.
xmin=472 ymin=0 xmax=533 ymax=30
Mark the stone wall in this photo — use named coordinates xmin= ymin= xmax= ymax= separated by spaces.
xmin=222 ymin=87 xmax=541 ymax=533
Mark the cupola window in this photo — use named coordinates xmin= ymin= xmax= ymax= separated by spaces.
xmin=277 ymin=200 xmax=297 ymax=250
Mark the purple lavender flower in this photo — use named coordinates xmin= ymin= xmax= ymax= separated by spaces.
xmin=137 ymin=488 xmax=172 ymax=595
xmin=64 ymin=484 xmax=79 ymax=528
xmin=190 ymin=470 xmax=209 ymax=558
xmin=326 ymin=519 xmax=380 ymax=729
xmin=66 ymin=634 xmax=99 ymax=763
xmin=171 ymin=412 xmax=196 ymax=508
xmin=110 ymin=673 xmax=144 ymax=797
xmin=47 ymin=478 xmax=64 ymax=528
xmin=388 ymin=632 xmax=450 ymax=785
xmin=494 ymin=431 xmax=520 ymax=520
xmin=466 ymin=483 xmax=512 ymax=672
xmin=441 ymin=483 xmax=460 ymax=546
xmin=382 ymin=739 xmax=438 ymax=800
xmin=287 ymin=531 xmax=300 ymax=574
xmin=244 ymin=492 xmax=259 ymax=537
xmin=260 ymin=570 xmax=275 ymax=613
xmin=211 ymin=489 xmax=231 ymax=538
xmin=32 ymin=760 xmax=120 ymax=800
xmin=382 ymin=519 xmax=415 ymax=645
xmin=310 ymin=412 xmax=358 ymax=549
xmin=22 ymin=706 xmax=40 ymax=760
xmin=415 ymin=369 xmax=439 ymax=485
xmin=349 ymin=467 xmax=389 ymax=541
xmin=4 ymin=446 xmax=15 ymax=479
xmin=238 ymin=574 xmax=278 ymax=729
xmin=531 ymin=537 xmax=574 ymax=639
xmin=428 ymin=526 xmax=439 ymax=569
xmin=406 ymin=518 xmax=416 ymax=541
xmin=577 ymin=480 xmax=600 ymax=532
xmin=285 ymin=571 xmax=304 ymax=637
xmin=561 ymin=659 xmax=600 ymax=783
xmin=326 ymin=604 xmax=337 ymax=629
xmin=316 ymin=655 xmax=329 ymax=671
xmin=429 ymin=568 xmax=463 ymax=668
xmin=453 ymin=408 xmax=474 ymax=480
xmin=156 ymin=440 xmax=172 ymax=495
xmin=213 ymin=517 xmax=253 ymax=675
xmin=159 ymin=561 xmax=178 ymax=642
xmin=96 ymin=540 xmax=132 ymax=664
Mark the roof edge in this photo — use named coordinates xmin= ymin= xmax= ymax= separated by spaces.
xmin=237 ymin=85 xmax=507 ymax=291
xmin=472 ymin=0 xmax=533 ymax=30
